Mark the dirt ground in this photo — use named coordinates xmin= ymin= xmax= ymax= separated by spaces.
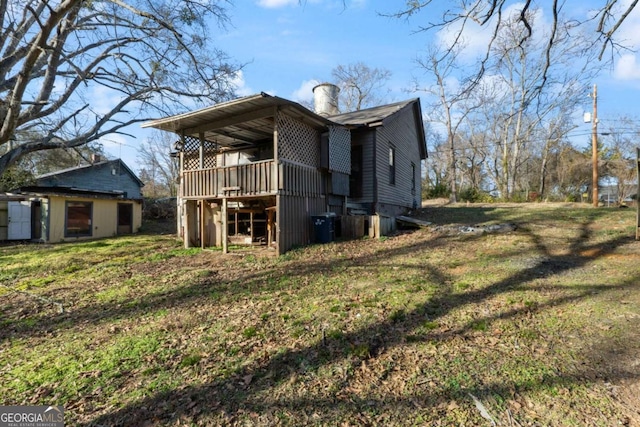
xmin=2 ymin=202 xmax=639 ymax=425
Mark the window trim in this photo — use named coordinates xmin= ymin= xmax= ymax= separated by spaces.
xmin=389 ymin=145 xmax=396 ymax=186
xmin=411 ymin=162 xmax=416 ymax=194
xmin=350 ymin=144 xmax=364 ymax=198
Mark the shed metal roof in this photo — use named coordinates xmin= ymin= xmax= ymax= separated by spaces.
xmin=10 ymin=187 xmax=137 ymax=200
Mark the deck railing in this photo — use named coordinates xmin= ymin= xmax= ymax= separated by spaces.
xmin=181 ymin=159 xmax=325 ymax=199
xmin=182 ymin=160 xmax=275 ymax=198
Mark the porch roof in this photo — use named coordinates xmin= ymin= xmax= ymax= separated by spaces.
xmin=142 ymin=93 xmax=334 ymax=150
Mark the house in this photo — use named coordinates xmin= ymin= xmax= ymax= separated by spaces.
xmin=142 ymin=84 xmax=426 ymax=255
xmin=0 ymin=158 xmax=143 ymax=243
xmin=598 ymin=184 xmax=636 ymax=205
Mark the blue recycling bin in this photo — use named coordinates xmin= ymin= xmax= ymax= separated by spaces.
xmin=312 ymin=214 xmax=335 ymax=243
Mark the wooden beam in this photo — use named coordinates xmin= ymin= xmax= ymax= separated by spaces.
xmin=183 ymin=107 xmax=275 ymax=135
xmin=275 ymin=194 xmax=281 ymax=255
xmin=209 ymin=128 xmax=262 ymax=144
xmin=396 ymin=215 xmax=432 ymax=228
xmin=250 ymin=211 xmax=254 ymax=244
xmin=199 ymin=132 xmax=205 ymax=169
xmin=222 ymin=198 xmax=228 ymax=253
xmin=200 ymin=201 xmax=205 ymax=249
xmin=233 ymin=122 xmax=274 ymax=138
xmin=273 ymin=106 xmax=279 ymax=194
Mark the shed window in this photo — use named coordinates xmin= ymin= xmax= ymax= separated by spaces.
xmin=389 ymin=146 xmax=396 ymax=186
xmin=65 ymin=201 xmax=93 ymax=237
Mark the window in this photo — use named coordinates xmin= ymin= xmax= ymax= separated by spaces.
xmin=350 ymin=145 xmax=363 ymax=198
xmin=411 ymin=162 xmax=416 ymax=194
xmin=117 ymin=203 xmax=133 ymax=234
xmin=389 ymin=146 xmax=396 ymax=185
xmin=65 ymin=201 xmax=92 ymax=237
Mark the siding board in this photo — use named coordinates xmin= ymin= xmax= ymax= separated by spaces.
xmin=36 ymin=160 xmax=142 ymax=199
xmin=375 ymin=107 xmax=422 ymax=215
xmin=350 ymin=130 xmax=375 ymax=204
xmin=277 ymin=194 xmax=326 ymax=254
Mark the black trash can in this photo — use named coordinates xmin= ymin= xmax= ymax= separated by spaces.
xmin=312 ymin=214 xmax=335 ymax=243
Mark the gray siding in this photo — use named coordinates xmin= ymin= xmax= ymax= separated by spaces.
xmin=277 ymin=194 xmax=326 ymax=254
xmin=37 ymin=160 xmax=143 ymax=199
xmin=350 ymin=129 xmax=375 ymax=205
xmin=375 ymin=106 xmax=423 ymax=215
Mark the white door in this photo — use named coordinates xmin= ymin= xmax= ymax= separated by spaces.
xmin=8 ymin=201 xmax=31 ymax=240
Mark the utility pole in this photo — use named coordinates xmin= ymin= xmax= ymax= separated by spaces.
xmin=636 ymin=148 xmax=639 ymax=240
xmin=591 ymin=84 xmax=598 ymax=207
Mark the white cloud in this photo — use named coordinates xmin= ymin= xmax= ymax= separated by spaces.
xmin=256 ymin=0 xmax=297 ymax=8
xmin=614 ymin=54 xmax=640 ymax=80
xmin=99 ymin=133 xmax=129 ymax=151
xmin=609 ymin=1 xmax=640 ymax=80
xmin=89 ymin=85 xmax=123 ymax=116
xmin=291 ymin=79 xmax=320 ymax=103
xmin=256 ymin=0 xmax=328 ymax=9
xmin=436 ymin=3 xmax=547 ymax=62
xmin=230 ymin=70 xmax=254 ymax=96
xmin=609 ymin=0 xmax=640 ymax=49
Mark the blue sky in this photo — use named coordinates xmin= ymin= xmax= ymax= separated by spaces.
xmin=103 ymin=0 xmax=640 ymax=170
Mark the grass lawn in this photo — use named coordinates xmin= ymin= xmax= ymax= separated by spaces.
xmin=1 ymin=203 xmax=639 ymax=426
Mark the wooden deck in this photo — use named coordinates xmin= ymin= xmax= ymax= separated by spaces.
xmin=182 ymin=159 xmax=324 ymax=199
xmin=182 ymin=160 xmax=275 ymax=198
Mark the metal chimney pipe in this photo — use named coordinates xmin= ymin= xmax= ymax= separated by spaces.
xmin=312 ymin=83 xmax=340 ymax=116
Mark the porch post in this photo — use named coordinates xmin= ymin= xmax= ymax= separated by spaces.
xmin=273 ymin=107 xmax=280 ymax=254
xmin=199 ymin=132 xmax=205 ymax=169
xmin=200 ymin=201 xmax=206 ymax=249
xmin=222 ymin=197 xmax=228 ymax=253
xmin=636 ymin=148 xmax=639 ymax=240
xmin=183 ymin=200 xmax=190 ymax=249
xmin=275 ymin=194 xmax=281 ymax=255
xmin=250 ymin=211 xmax=254 ymax=244
xmin=273 ymin=106 xmax=279 ymax=193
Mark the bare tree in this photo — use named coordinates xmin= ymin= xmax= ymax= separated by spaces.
xmin=422 ymin=124 xmax=450 ymax=198
xmin=552 ymin=143 xmax=592 ymax=201
xmin=331 ymin=62 xmax=391 ymax=112
xmin=0 ymin=0 xmax=240 ymax=176
xmin=424 ymin=8 xmax=598 ymax=200
xmin=600 ymin=117 xmax=639 ymax=202
xmin=138 ymin=130 xmax=179 ymax=197
xmin=416 ymin=43 xmax=481 ymax=203
xmin=387 ymin=0 xmax=638 ymax=92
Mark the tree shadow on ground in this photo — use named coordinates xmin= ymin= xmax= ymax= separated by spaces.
xmin=77 ymin=213 xmax=640 ymax=425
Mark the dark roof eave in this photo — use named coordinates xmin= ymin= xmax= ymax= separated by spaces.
xmin=36 ymin=159 xmax=144 ymax=187
xmin=142 ymin=92 xmax=335 ymax=134
xmin=14 ymin=186 xmax=142 ymax=201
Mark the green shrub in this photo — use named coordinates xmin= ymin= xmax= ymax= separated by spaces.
xmin=458 ymin=187 xmax=493 ymax=203
xmin=424 ymin=183 xmax=450 ymax=199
